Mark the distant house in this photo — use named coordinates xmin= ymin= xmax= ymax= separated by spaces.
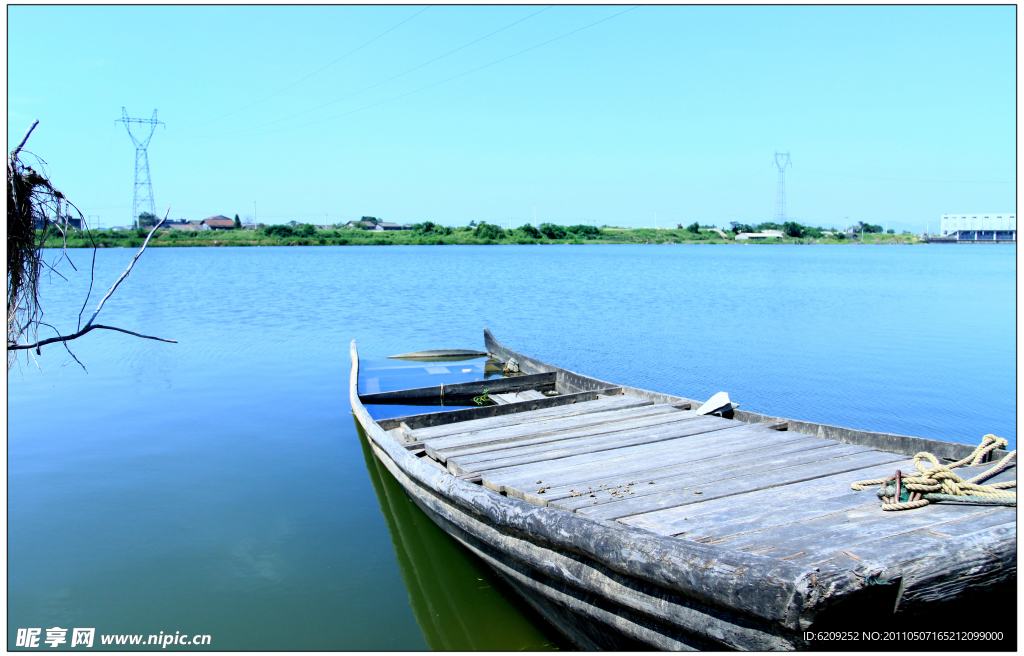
xmin=200 ymin=216 xmax=235 ymax=230
xmin=374 ymin=222 xmax=405 ymax=231
xmin=168 ymin=223 xmax=199 ymax=231
xmin=344 ymin=221 xmax=372 ymax=229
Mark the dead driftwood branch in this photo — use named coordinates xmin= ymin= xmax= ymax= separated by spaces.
xmin=7 ymin=120 xmax=176 ymax=368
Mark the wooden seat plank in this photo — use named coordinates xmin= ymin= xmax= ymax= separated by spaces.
xmin=484 ymin=423 xmax=799 ymax=496
xmin=407 ymin=395 xmax=650 ymax=441
xmin=517 ymin=390 xmax=548 ymax=401
xmin=520 ymin=435 xmax=841 ymax=506
xmin=550 ymin=442 xmax=877 ymax=514
xmin=574 ymin=450 xmax=907 ymax=521
xmin=491 ymin=393 xmax=516 ymax=405
xmin=446 ymin=414 xmax=726 ymax=476
xmin=426 ymin=404 xmax=688 ymax=458
xmin=359 ymin=371 xmax=556 ymax=403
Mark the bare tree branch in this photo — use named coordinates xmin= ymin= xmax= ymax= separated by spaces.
xmin=9 ymin=120 xmax=39 ymax=161
xmin=84 ymin=206 xmax=169 ymax=329
xmin=9 ymin=324 xmax=178 ymax=351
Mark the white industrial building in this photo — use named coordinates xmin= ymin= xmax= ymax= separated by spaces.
xmin=940 ymin=213 xmax=1016 ymax=241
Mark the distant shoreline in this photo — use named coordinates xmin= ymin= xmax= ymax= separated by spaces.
xmin=44 ymin=227 xmax=926 ymax=248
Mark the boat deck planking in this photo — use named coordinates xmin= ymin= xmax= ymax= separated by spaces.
xmin=379 ymin=388 xmax=1014 ymax=578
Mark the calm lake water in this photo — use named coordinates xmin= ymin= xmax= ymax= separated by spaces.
xmin=8 ymin=244 xmax=1016 ymax=650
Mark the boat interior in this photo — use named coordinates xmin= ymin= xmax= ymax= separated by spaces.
xmin=358 ymin=353 xmax=1016 ymax=575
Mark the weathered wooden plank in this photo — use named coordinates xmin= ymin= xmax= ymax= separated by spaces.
xmin=449 ymin=415 xmax=744 ymax=477
xmin=687 ymin=462 xmax=1014 ymax=548
xmin=437 ymin=409 xmax=698 ymax=464
xmin=810 ymin=510 xmax=1015 ymax=567
xmin=722 ymin=497 xmax=1017 ymax=561
xmin=881 ymin=522 xmax=1015 ymax=612
xmin=447 ymin=412 xmax=707 ymax=469
xmin=618 ymin=458 xmax=920 ymax=536
xmin=521 ymin=435 xmax=840 ymax=507
xmin=433 ymin=406 xmax=690 ymax=462
xmin=484 ymin=423 xmax=797 ymax=495
xmin=482 ymin=419 xmax=755 ymax=490
xmin=574 ymin=450 xmax=907 ymax=521
xmin=517 ymin=390 xmax=548 ymax=401
xmin=360 ymin=371 xmax=557 ymax=403
xmin=550 ymin=443 xmax=878 ymax=514
xmin=376 ymin=389 xmax=628 ymax=432
xmin=674 ymin=492 xmax=876 ymax=542
xmin=490 ymin=393 xmax=515 ymax=405
xmin=738 ymin=497 xmax=1009 ymax=555
xmin=424 ymin=403 xmax=683 ymax=455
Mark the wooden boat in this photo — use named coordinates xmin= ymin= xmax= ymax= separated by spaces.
xmin=350 ymin=329 xmax=1015 ymax=650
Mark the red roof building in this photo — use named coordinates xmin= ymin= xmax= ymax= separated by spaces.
xmin=201 ymin=216 xmax=235 ymax=230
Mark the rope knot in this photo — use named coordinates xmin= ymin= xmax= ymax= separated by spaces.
xmin=852 ymin=435 xmax=1016 ymax=511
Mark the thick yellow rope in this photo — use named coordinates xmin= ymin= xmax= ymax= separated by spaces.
xmin=851 ymin=435 xmax=1016 ymax=511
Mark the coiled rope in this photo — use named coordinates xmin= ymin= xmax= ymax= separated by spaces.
xmin=851 ymin=434 xmax=1016 ymax=511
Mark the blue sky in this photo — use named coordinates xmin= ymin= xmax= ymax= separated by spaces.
xmin=7 ymin=5 xmax=1016 ymax=231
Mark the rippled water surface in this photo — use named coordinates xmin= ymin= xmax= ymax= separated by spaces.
xmin=8 ymin=244 xmax=1016 ymax=649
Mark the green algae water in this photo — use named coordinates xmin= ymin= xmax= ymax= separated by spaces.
xmin=8 ymin=244 xmax=1015 ymax=649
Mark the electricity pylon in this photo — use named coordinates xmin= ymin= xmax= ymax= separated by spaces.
xmin=117 ymin=108 xmax=163 ymax=228
xmin=773 ymin=151 xmax=792 ymax=223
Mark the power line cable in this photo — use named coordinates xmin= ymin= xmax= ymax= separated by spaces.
xmin=201 ymin=5 xmax=639 ymax=139
xmin=204 ymin=6 xmax=553 ymax=136
xmin=177 ymin=6 xmax=431 ymax=132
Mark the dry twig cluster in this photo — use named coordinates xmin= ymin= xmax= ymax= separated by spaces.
xmin=7 ymin=120 xmax=175 ymax=371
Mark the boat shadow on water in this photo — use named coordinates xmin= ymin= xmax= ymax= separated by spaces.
xmin=356 ymin=420 xmax=565 ymax=651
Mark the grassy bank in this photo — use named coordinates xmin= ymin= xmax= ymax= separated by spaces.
xmin=42 ymin=226 xmax=924 ymax=248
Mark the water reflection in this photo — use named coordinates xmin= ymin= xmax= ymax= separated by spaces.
xmin=355 ymin=422 xmax=562 ymax=651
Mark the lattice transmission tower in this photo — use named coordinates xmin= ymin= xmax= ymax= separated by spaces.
xmin=772 ymin=151 xmax=792 ymax=222
xmin=117 ymin=108 xmax=163 ymax=228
